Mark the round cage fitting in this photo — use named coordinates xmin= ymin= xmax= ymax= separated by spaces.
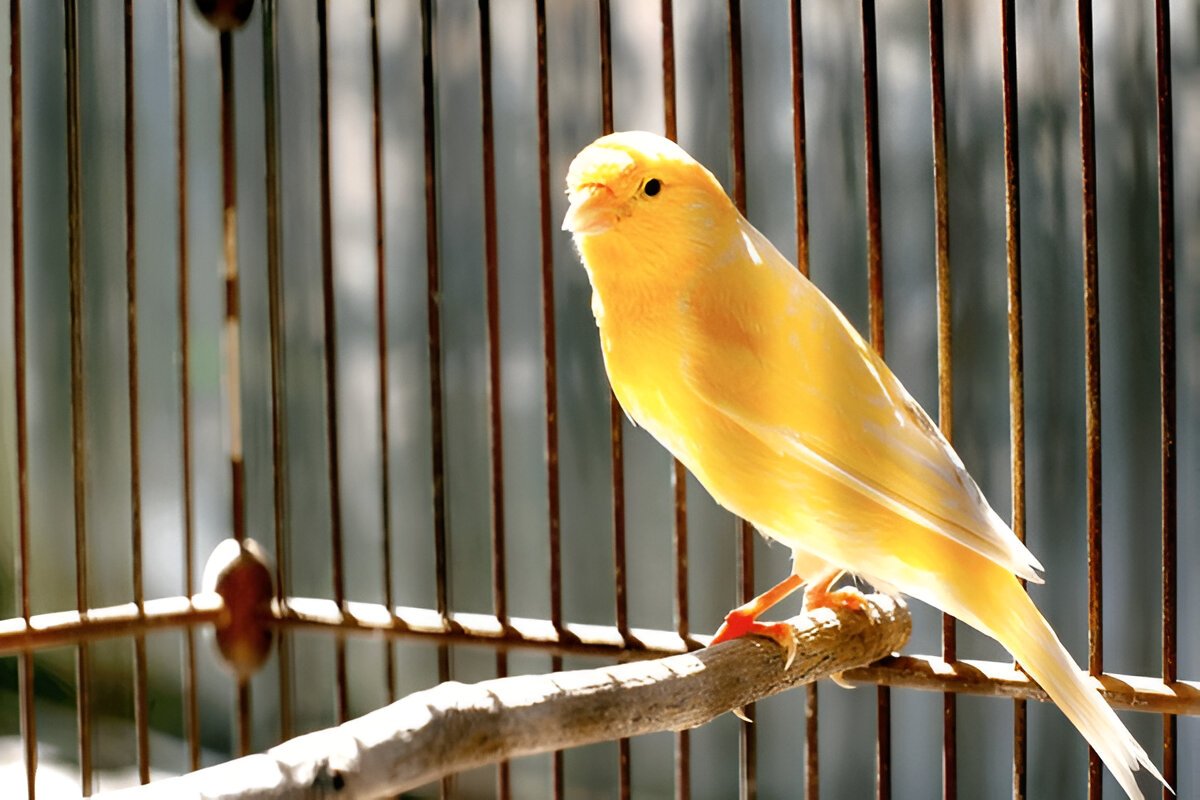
xmin=202 ymin=538 xmax=275 ymax=680
xmin=193 ymin=0 xmax=255 ymax=32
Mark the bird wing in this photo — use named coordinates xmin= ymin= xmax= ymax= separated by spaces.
xmin=677 ymin=219 xmax=1043 ymax=583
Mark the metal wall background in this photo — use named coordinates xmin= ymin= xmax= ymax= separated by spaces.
xmin=0 ymin=1 xmax=1197 ymax=798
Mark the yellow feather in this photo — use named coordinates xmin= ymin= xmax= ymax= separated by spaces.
xmin=564 ymin=131 xmax=1164 ymax=800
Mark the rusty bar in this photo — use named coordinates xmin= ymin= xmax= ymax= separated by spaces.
xmin=676 ymin=725 xmax=690 ymax=800
xmin=0 ymin=596 xmax=222 ymax=655
xmin=419 ymin=5 xmax=451 ymax=793
xmin=313 ymin=0 xmax=349 ymax=725
xmin=218 ymin=32 xmax=245 ymax=547
xmin=807 ymin=688 xmax=819 ymax=800
xmin=597 ymin=0 xmax=630 ymax=649
xmin=477 ymin=1 xmax=510 ymax=795
xmin=365 ymin=0 xmax=397 ymax=709
xmin=662 ymin=4 xmax=688 ymax=796
xmin=9 ymin=1 xmax=36 ymax=795
xmin=123 ymin=0 xmax=151 ymax=782
xmin=788 ymin=5 xmax=816 ymax=795
xmin=662 ymin=0 xmax=676 ymax=141
xmin=1074 ymin=0 xmax=1102 ymax=793
xmin=789 ymin=0 xmax=809 ymax=278
xmin=597 ymin=3 xmax=631 ymax=793
xmin=477 ymin=0 xmax=506 ymax=637
xmin=927 ymin=1 xmax=957 ymax=797
xmin=1000 ymin=0 xmax=1027 ymax=795
xmin=790 ymin=3 xmax=819 ymax=795
xmin=217 ymin=28 xmax=253 ymax=758
xmin=64 ymin=0 xmax=93 ymax=790
xmin=845 ymin=655 xmax=1200 ymax=716
xmin=419 ymin=0 xmax=449 ymax=623
xmin=727 ymin=2 xmax=756 ymax=797
xmin=1153 ymin=0 xmax=1177 ymax=794
xmin=599 ymin=0 xmax=613 ymax=135
xmin=862 ymin=0 xmax=884 ymax=355
xmin=534 ymin=0 xmax=563 ymax=794
xmin=175 ymin=0 xmax=201 ymax=771
xmin=236 ymin=678 xmax=251 ymax=756
xmin=662 ymin=0 xmax=686 ymax=643
xmin=860 ymin=1 xmax=889 ymax=797
xmin=534 ymin=0 xmax=559 ymax=643
xmin=727 ymin=0 xmax=746 ymax=216
xmin=260 ymin=0 xmax=293 ymax=742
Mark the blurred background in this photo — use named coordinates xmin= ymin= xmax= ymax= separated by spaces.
xmin=0 ymin=0 xmax=1197 ymax=797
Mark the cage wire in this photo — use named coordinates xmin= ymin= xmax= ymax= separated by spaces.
xmin=0 ymin=0 xmax=1197 ymax=798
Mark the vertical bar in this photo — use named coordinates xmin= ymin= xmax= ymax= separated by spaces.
xmin=927 ymin=3 xmax=956 ymax=798
xmin=790 ymin=0 xmax=809 ymax=280
xmin=727 ymin=4 xmax=755 ymax=799
xmin=123 ymin=0 xmax=150 ymax=782
xmin=861 ymin=0 xmax=884 ymax=355
xmin=64 ymin=0 xmax=93 ymax=790
xmin=597 ymin=0 xmax=629 ymax=645
xmin=477 ymin=1 xmax=509 ymax=796
xmin=175 ymin=0 xmax=201 ymax=771
xmin=661 ymin=5 xmax=689 ymax=798
xmin=860 ymin=2 xmax=889 ymax=799
xmin=789 ymin=5 xmax=818 ymax=797
xmin=261 ymin=0 xmax=293 ymax=742
xmin=534 ymin=1 xmax=563 ymax=796
xmin=219 ymin=33 xmax=245 ymax=548
xmin=217 ymin=29 xmax=253 ymax=757
xmin=1153 ymin=0 xmax=1176 ymax=795
xmin=999 ymin=0 xmax=1027 ymax=796
xmin=420 ymin=1 xmax=452 ymax=794
xmin=9 ymin=2 xmax=37 ymax=796
xmin=367 ymin=0 xmax=397 ymax=711
xmin=1074 ymin=1 xmax=1102 ymax=794
xmin=596 ymin=3 xmax=631 ymax=796
xmin=314 ymin=0 xmax=350 ymax=726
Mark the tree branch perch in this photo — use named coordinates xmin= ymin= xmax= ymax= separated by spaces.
xmin=99 ymin=595 xmax=909 ymax=799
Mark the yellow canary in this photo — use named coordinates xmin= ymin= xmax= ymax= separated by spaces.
xmin=563 ymin=131 xmax=1164 ymax=799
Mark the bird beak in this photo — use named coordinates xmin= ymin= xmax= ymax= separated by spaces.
xmin=562 ymin=185 xmax=615 ymax=235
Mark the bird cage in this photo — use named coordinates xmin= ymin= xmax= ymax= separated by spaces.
xmin=0 ymin=0 xmax=1195 ymax=798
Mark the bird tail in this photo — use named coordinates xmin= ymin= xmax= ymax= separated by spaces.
xmin=956 ymin=572 xmax=1167 ymax=800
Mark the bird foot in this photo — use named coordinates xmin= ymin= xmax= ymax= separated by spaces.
xmin=711 ymin=615 xmax=799 ymax=670
xmin=804 ymin=584 xmax=867 ymax=613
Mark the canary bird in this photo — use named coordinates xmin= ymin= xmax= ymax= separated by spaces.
xmin=563 ymin=131 xmax=1164 ymax=799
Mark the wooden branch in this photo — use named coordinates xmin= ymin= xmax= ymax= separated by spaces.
xmin=99 ymin=595 xmax=909 ymax=800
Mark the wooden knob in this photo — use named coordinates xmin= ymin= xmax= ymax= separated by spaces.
xmin=202 ymin=538 xmax=275 ymax=680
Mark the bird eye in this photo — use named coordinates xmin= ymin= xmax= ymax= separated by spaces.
xmin=643 ymin=178 xmax=662 ymax=197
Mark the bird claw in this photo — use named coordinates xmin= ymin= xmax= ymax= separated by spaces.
xmin=830 ymin=670 xmax=854 ymax=689
xmin=711 ymin=617 xmax=798 ymax=670
xmin=732 ymin=705 xmax=753 ymax=723
xmin=804 ymin=584 xmax=867 ymax=613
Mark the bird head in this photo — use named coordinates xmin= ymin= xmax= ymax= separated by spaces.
xmin=562 ymin=131 xmax=732 ymax=241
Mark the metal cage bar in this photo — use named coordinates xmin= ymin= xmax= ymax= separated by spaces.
xmin=174 ymin=0 xmax=203 ymax=774
xmin=999 ymin=0 xmax=1029 ymax=796
xmin=1074 ymin=1 xmax=1104 ymax=794
xmin=259 ymin=0 xmax=294 ymax=746
xmin=857 ymin=3 xmax=891 ymax=799
xmin=122 ymin=0 xmax=151 ymax=783
xmin=787 ymin=4 xmax=817 ymax=799
xmin=62 ymin=0 xmax=94 ymax=791
xmin=1153 ymin=4 xmax=1178 ymax=800
xmin=659 ymin=6 xmax=693 ymax=799
xmin=9 ymin=1 xmax=35 ymax=796
xmin=476 ymin=1 xmax=510 ymax=797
